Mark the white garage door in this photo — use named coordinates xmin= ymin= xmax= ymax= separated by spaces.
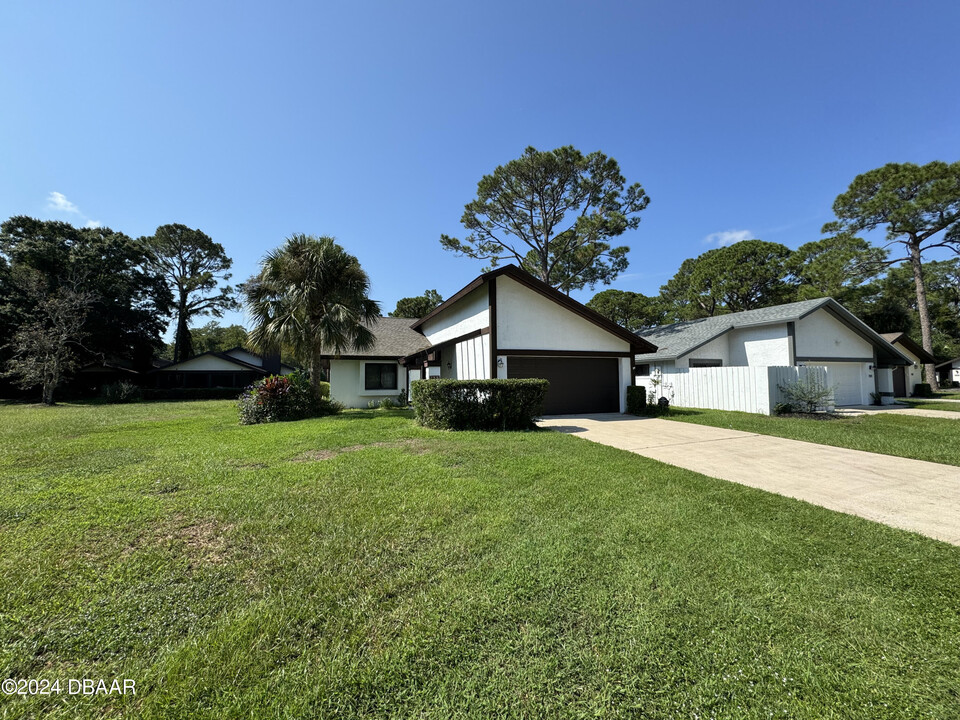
xmin=813 ymin=363 xmax=866 ymax=406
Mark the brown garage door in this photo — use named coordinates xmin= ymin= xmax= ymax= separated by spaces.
xmin=507 ymin=356 xmax=620 ymax=415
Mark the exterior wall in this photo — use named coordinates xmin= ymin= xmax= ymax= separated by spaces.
xmin=454 ymin=334 xmax=490 ymax=380
xmin=156 ymin=355 xmax=246 ymax=372
xmin=678 ymin=334 xmax=730 ymax=369
xmin=728 ymin=324 xmax=791 ymax=366
xmin=495 ymin=276 xmax=630 ymax=353
xmin=635 ymin=360 xmax=676 ymax=399
xmin=795 ymin=310 xmax=873 ymax=359
xmin=419 ymin=286 xmax=489 ymax=345
xmin=876 ymin=368 xmax=896 ymax=404
xmin=329 ymin=359 xmax=407 ymax=408
xmin=895 ymin=345 xmax=924 ymax=391
xmin=803 ymin=361 xmax=872 ymax=406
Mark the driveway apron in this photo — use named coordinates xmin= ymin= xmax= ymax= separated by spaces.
xmin=539 ymin=414 xmax=960 ymax=545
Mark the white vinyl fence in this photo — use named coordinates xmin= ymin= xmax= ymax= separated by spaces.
xmin=650 ymin=365 xmax=830 ymax=415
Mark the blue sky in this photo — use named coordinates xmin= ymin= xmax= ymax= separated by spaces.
xmin=2 ymin=1 xmax=958 ymax=335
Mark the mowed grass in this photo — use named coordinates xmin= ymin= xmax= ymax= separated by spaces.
xmin=666 ymin=407 xmax=960 ymax=466
xmin=1 ymin=402 xmax=959 ymax=719
xmin=901 ymin=400 xmax=960 ymax=413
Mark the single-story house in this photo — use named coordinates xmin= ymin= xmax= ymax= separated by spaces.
xmin=879 ymin=333 xmax=936 ymax=396
xmin=322 ymin=264 xmax=657 ymax=414
xmin=634 ymin=298 xmax=912 ymax=407
xmin=149 ymin=347 xmax=295 ymax=389
xmin=937 ymin=357 xmax=960 ymax=387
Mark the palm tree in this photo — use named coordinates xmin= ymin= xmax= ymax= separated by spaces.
xmin=243 ymin=235 xmax=380 ymax=397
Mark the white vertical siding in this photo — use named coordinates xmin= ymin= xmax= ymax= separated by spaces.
xmin=658 ymin=365 xmax=830 ymax=415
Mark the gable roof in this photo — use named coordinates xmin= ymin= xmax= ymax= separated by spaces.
xmin=636 ymin=297 xmax=911 ymax=365
xmin=411 ymin=264 xmax=657 ymax=354
xmin=150 ymin=348 xmax=296 ymax=374
xmin=936 ymin=357 xmax=960 ymax=369
xmin=879 ymin=333 xmax=936 ymax=364
xmin=318 ymin=317 xmax=432 ymax=359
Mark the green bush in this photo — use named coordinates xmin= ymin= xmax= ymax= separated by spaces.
xmin=238 ymin=371 xmax=342 ymax=425
xmin=411 ymin=378 xmax=548 ymax=431
xmin=778 ymin=375 xmax=835 ymax=413
xmin=626 ymin=386 xmax=646 ymax=415
xmin=913 ymin=383 xmax=933 ymax=397
xmin=773 ymin=402 xmax=795 ymax=416
xmin=99 ymin=381 xmax=143 ymax=403
xmin=317 ymin=380 xmax=331 ymax=398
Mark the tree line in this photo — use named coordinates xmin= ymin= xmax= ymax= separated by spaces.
xmin=0 ymin=218 xmax=236 ymax=403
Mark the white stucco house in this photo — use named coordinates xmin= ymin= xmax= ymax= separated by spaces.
xmin=879 ymin=333 xmax=936 ymax=396
xmin=634 ymin=298 xmax=913 ymax=408
xmin=937 ymin=357 xmax=960 ymax=386
xmin=322 ymin=264 xmax=657 ymax=413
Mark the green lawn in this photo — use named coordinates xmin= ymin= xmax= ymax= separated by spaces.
xmin=901 ymin=399 xmax=960 ymax=413
xmin=2 ymin=401 xmax=959 ymax=719
xmin=666 ymin=406 xmax=960 ymax=466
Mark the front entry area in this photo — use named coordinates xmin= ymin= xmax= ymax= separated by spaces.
xmin=507 ymin=356 xmax=620 ymax=415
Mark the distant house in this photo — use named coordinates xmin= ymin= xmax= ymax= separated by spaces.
xmin=149 ymin=347 xmax=295 ymax=389
xmin=321 ymin=265 xmax=656 ymax=413
xmin=879 ymin=333 xmax=936 ymax=396
xmin=937 ymin=357 xmax=960 ymax=387
xmin=635 ymin=298 xmax=912 ymax=408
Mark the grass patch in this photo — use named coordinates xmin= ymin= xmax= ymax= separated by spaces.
xmin=667 ymin=407 xmax=960 ymax=466
xmin=1 ymin=401 xmax=959 ymax=718
xmin=900 ymin=400 xmax=960 ymax=413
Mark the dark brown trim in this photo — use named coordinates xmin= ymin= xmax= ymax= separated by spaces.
xmin=673 ymin=327 xmax=734 ymax=361
xmin=488 ymin=278 xmax=498 ymax=378
xmin=786 ymin=321 xmax=796 ymax=366
xmin=503 ymin=349 xmax=633 ymax=358
xmin=881 ymin=333 xmax=936 ymax=364
xmin=410 ymin=264 xmax=657 ymax=354
xmin=796 ymin=356 xmax=874 ymax=363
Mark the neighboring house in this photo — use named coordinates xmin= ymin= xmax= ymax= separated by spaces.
xmin=937 ymin=357 xmax=960 ymax=386
xmin=322 ymin=265 xmax=656 ymax=414
xmin=149 ymin=347 xmax=295 ymax=389
xmin=635 ymin=298 xmax=912 ymax=408
xmin=879 ymin=333 xmax=936 ymax=396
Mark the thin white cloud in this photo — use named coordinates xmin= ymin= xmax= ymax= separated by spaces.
xmin=704 ymin=229 xmax=753 ymax=247
xmin=47 ymin=191 xmax=80 ymax=214
xmin=46 ymin=191 xmax=104 ymax=229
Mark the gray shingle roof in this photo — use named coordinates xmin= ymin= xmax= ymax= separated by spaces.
xmin=635 ymin=298 xmax=834 ymax=361
xmin=320 ymin=317 xmax=431 ymax=358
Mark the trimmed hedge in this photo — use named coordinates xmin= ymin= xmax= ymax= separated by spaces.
xmin=411 ymin=378 xmax=548 ymax=431
xmin=626 ymin=386 xmax=646 ymax=415
xmin=913 ymin=383 xmax=934 ymax=398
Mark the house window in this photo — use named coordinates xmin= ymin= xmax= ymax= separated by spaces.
xmin=636 ymin=364 xmax=651 ymax=376
xmin=364 ymin=363 xmax=398 ymax=390
xmin=689 ymin=359 xmax=722 ymax=368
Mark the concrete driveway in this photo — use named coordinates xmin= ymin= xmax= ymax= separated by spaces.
xmin=539 ymin=414 xmax=960 ymax=545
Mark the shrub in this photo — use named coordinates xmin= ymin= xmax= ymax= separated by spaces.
xmin=411 ymin=378 xmax=548 ymax=431
xmin=238 ymin=371 xmax=342 ymax=425
xmin=99 ymin=381 xmax=142 ymax=403
xmin=913 ymin=383 xmax=933 ymax=398
xmin=778 ymin=375 xmax=835 ymax=413
xmin=317 ymin=380 xmax=331 ymax=398
xmin=626 ymin=386 xmax=646 ymax=415
xmin=773 ymin=402 xmax=795 ymax=416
